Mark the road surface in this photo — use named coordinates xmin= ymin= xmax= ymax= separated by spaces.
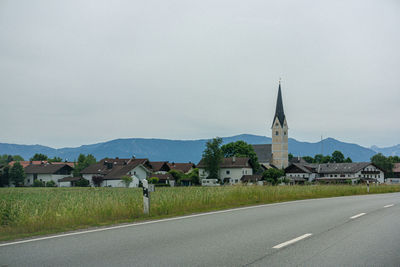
xmin=1 ymin=192 xmax=400 ymax=266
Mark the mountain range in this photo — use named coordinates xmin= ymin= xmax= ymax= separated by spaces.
xmin=1 ymin=134 xmax=398 ymax=163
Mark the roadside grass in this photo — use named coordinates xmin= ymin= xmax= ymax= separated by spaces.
xmin=1 ymin=185 xmax=399 ymax=242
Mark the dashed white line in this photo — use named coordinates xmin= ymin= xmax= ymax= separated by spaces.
xmin=384 ymin=204 xmax=394 ymax=208
xmin=273 ymin=233 xmax=313 ymax=249
xmin=350 ymin=213 xmax=366 ymax=219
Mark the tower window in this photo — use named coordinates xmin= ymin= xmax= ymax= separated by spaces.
xmin=275 ymin=131 xmax=279 ymax=136
xmin=284 ymin=131 xmax=286 ymax=135
xmin=275 ymin=122 xmax=278 ymax=126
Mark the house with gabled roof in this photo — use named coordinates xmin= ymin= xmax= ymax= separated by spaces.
xmin=80 ymin=157 xmax=152 ymax=187
xmin=285 ymin=162 xmax=385 ymax=184
xmin=24 ymin=162 xmax=74 ymax=186
xmin=197 ymin=157 xmax=253 ymax=185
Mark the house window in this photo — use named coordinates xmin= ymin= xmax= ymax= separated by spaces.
xmin=226 ymin=170 xmax=230 ymax=175
xmin=27 ymin=179 xmax=30 ymax=183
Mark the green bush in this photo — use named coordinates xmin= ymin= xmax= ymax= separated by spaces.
xmin=33 ymin=180 xmax=45 ymax=187
xmin=155 ymin=183 xmax=170 ymax=187
xmin=45 ymin=180 xmax=56 ymax=187
xmin=148 ymin=177 xmax=159 ymax=184
xmin=75 ymin=178 xmax=90 ymax=187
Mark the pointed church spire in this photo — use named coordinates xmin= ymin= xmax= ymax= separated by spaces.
xmin=274 ymin=81 xmax=286 ymax=126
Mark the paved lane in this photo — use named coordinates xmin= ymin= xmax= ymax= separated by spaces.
xmin=1 ymin=192 xmax=399 ymax=266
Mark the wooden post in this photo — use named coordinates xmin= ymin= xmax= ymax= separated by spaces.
xmin=367 ymin=180 xmax=370 ymax=193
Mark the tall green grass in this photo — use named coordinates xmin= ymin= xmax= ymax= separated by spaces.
xmin=0 ymin=185 xmax=399 ymax=241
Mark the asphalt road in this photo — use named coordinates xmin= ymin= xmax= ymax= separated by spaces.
xmin=1 ymin=192 xmax=400 ymax=266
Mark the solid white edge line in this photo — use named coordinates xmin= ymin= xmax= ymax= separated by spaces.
xmin=350 ymin=213 xmax=366 ymax=219
xmin=0 ymin=198 xmax=322 ymax=247
xmin=273 ymin=233 xmax=313 ymax=249
xmin=384 ymin=204 xmax=394 ymax=208
xmin=1 ymin=192 xmax=398 ymax=248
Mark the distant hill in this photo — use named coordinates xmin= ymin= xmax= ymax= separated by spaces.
xmin=0 ymin=134 xmax=378 ymax=163
xmin=370 ymin=144 xmax=400 ymax=157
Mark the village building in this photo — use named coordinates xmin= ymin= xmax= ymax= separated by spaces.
xmin=197 ymin=157 xmax=253 ymax=185
xmin=24 ymin=162 xmax=74 ymax=186
xmin=386 ymin=163 xmax=400 ymax=184
xmin=252 ymin=82 xmax=289 ymax=169
xmin=285 ymin=162 xmax=385 ymax=184
xmin=80 ymin=157 xmax=152 ymax=187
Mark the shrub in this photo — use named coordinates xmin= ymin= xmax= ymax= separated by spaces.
xmin=148 ymin=177 xmax=159 ymax=184
xmin=33 ymin=180 xmax=45 ymax=187
xmin=75 ymin=178 xmax=90 ymax=187
xmin=45 ymin=180 xmax=56 ymax=187
xmin=121 ymin=175 xmax=133 ymax=188
xmin=92 ymin=176 xmax=104 ymax=187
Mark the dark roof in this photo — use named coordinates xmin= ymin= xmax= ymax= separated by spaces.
xmin=168 ymin=162 xmax=195 ymax=173
xmin=252 ymin=144 xmax=272 ymax=164
xmin=317 ymin=162 xmax=379 ymax=174
xmin=197 ymin=157 xmax=252 ymax=169
xmin=81 ymin=158 xmax=151 ymax=180
xmin=285 ymin=163 xmax=314 ymax=174
xmin=289 ymin=157 xmax=308 ymax=164
xmin=150 ymin=173 xmax=174 ymax=181
xmin=58 ymin=177 xmax=82 ymax=182
xmin=149 ymin=161 xmax=170 ymax=172
xmin=241 ymin=175 xmax=263 ymax=182
xmin=24 ymin=164 xmax=73 ymax=174
xmin=272 ymin=83 xmax=286 ymax=127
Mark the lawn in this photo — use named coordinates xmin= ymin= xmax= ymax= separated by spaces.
xmin=1 ymin=185 xmax=399 ymax=241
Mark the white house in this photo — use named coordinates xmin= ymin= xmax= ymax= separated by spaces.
xmin=285 ymin=162 xmax=385 ymax=184
xmin=80 ymin=157 xmax=152 ymax=187
xmin=24 ymin=163 xmax=74 ymax=186
xmin=197 ymin=157 xmax=253 ymax=185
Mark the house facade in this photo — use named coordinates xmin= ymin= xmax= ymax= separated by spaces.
xmin=80 ymin=157 xmax=152 ymax=187
xmin=197 ymin=157 xmax=253 ymax=185
xmin=24 ymin=163 xmax=74 ymax=186
xmin=285 ymin=162 xmax=385 ymax=184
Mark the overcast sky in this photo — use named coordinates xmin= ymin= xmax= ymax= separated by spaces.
xmin=0 ymin=0 xmax=399 ymax=149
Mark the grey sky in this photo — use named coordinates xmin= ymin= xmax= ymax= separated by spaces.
xmin=0 ymin=0 xmax=399 ymax=148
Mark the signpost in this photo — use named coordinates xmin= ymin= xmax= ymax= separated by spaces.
xmin=142 ymin=179 xmax=155 ymax=215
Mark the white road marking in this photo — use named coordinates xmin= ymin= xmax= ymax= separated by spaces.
xmin=0 ymin=198 xmax=325 ymax=248
xmin=350 ymin=213 xmax=366 ymax=219
xmin=273 ymin=233 xmax=313 ymax=249
xmin=384 ymin=204 xmax=394 ymax=208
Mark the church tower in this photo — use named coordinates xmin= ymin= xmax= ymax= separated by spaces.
xmin=271 ymin=82 xmax=289 ymax=169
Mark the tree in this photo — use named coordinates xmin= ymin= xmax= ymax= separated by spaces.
xmin=331 ymin=151 xmax=345 ymax=163
xmin=388 ymin=156 xmax=400 ymax=163
xmin=344 ymin=157 xmax=352 ymax=163
xmin=313 ymin=154 xmax=323 ymax=163
xmin=48 ymin=156 xmax=63 ymax=162
xmin=121 ymin=175 xmax=133 ymax=188
xmin=322 ymin=155 xmax=332 ymax=163
xmin=30 ymin=153 xmax=48 ymax=161
xmin=148 ymin=177 xmax=159 ymax=184
xmin=371 ymin=153 xmax=394 ymax=177
xmin=0 ymin=154 xmax=24 ymax=165
xmin=202 ymin=137 xmax=223 ymax=180
xmin=221 ymin=141 xmax=260 ymax=172
xmin=73 ymin=154 xmax=97 ymax=177
xmin=262 ymin=168 xmax=285 ymax=185
xmin=9 ymin=162 xmax=26 ymax=187
xmin=186 ymin=168 xmax=200 ymax=185
xmin=303 ymin=156 xmax=314 ymax=163
xmin=0 ymin=166 xmax=10 ymax=187
xmin=92 ymin=176 xmax=103 ymax=187
xmin=168 ymin=169 xmax=184 ymax=185
xmin=288 ymin=153 xmax=294 ymax=162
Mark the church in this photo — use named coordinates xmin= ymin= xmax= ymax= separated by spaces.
xmin=252 ymin=82 xmax=289 ymax=169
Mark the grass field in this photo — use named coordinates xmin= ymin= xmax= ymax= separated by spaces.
xmin=1 ymin=185 xmax=400 ymax=241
